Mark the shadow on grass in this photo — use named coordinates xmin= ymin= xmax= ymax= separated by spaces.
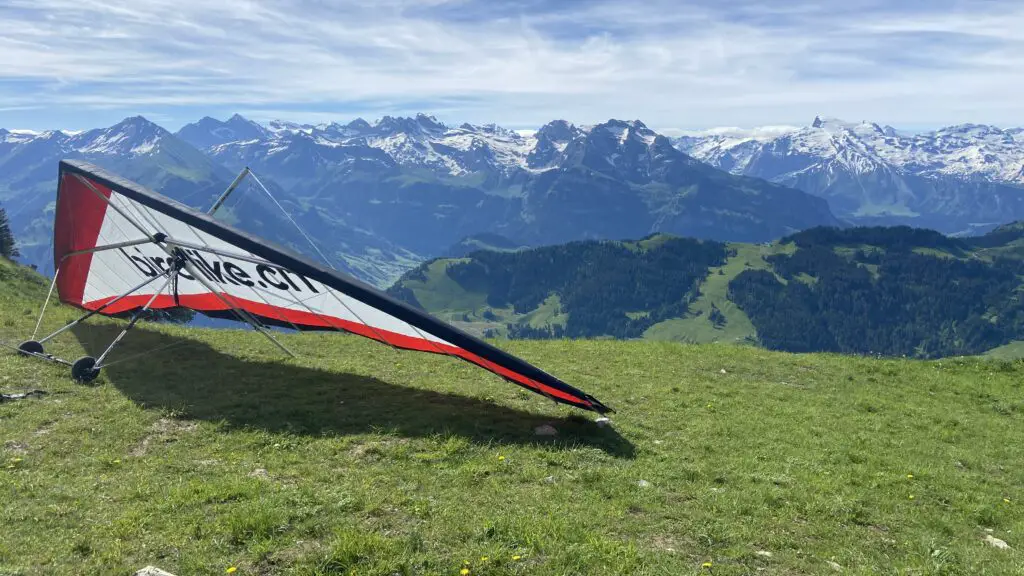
xmin=72 ymin=324 xmax=635 ymax=458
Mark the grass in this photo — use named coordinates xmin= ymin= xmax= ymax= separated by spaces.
xmin=400 ymin=261 xmax=567 ymax=339
xmin=2 ymin=259 xmax=1024 ymax=574
xmin=401 ymin=259 xmax=488 ymax=314
xmin=983 ymin=341 xmax=1024 ymax=361
xmin=644 ymin=243 xmax=777 ymax=344
xmin=520 ymin=294 xmax=566 ymax=330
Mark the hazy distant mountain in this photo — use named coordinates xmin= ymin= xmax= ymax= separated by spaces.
xmin=175 ymin=113 xmax=271 ymax=150
xmin=0 ymin=117 xmax=232 ymax=269
xmin=676 ymin=117 xmax=1024 ymax=233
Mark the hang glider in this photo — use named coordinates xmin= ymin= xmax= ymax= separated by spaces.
xmin=10 ymin=160 xmax=612 ymax=415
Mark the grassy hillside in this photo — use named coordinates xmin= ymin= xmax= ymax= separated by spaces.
xmin=643 ymin=242 xmax=794 ymax=344
xmin=391 ymin=225 xmax=1024 ymax=359
xmin=391 ymin=237 xmax=772 ymax=343
xmin=389 ymin=234 xmax=729 ymax=340
xmin=2 ymin=259 xmax=1024 ymax=574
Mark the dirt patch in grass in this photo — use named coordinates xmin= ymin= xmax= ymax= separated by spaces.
xmin=4 ymin=440 xmax=28 ymax=454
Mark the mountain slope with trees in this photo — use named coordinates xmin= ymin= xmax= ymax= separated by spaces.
xmin=391 ymin=224 xmax=1024 ymax=359
xmin=728 ymin=225 xmax=1024 ymax=358
xmin=389 ymin=234 xmax=730 ymax=339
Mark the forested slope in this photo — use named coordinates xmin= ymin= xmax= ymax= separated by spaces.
xmin=391 ymin=224 xmax=1024 ymax=359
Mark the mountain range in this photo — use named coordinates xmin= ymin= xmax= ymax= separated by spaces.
xmin=0 ymin=114 xmax=839 ymax=285
xmin=0 ymin=119 xmax=230 ymax=270
xmin=186 ymin=114 xmax=837 ymax=253
xmin=675 ymin=117 xmax=1024 ymax=234
xmin=2 ymin=112 xmax=1023 ymax=287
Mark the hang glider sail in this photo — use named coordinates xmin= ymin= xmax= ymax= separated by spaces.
xmin=12 ymin=160 xmax=611 ymax=415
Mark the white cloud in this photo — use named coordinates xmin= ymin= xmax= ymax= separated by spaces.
xmin=667 ymin=125 xmax=801 ymax=139
xmin=0 ymin=0 xmax=1023 ymax=129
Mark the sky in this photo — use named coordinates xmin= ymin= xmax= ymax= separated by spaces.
xmin=1 ymin=0 xmax=1022 ymax=133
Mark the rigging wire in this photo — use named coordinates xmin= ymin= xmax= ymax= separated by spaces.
xmin=256 ymin=174 xmax=463 ymax=358
xmin=247 ymin=171 xmax=335 ymax=269
xmin=240 ymin=172 xmax=403 ymax=348
xmin=242 ymin=171 xmax=461 ymax=358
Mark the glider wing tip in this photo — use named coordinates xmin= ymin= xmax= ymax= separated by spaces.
xmin=588 ymin=397 xmax=614 ymax=415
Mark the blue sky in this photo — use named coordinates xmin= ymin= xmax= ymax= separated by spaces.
xmin=1 ymin=0 xmax=1022 ymax=133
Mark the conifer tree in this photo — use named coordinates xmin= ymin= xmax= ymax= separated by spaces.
xmin=0 ymin=206 xmax=18 ymax=259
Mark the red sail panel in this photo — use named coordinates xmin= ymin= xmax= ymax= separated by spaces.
xmin=53 ymin=172 xmax=113 ymax=307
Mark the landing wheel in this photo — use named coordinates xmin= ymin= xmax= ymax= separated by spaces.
xmin=71 ymin=356 xmax=100 ymax=383
xmin=17 ymin=340 xmax=44 ymax=357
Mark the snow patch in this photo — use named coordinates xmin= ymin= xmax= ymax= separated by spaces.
xmin=77 ymin=131 xmax=130 ymax=154
xmin=130 ymin=138 xmax=159 ymax=155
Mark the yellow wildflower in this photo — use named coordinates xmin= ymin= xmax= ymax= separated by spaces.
xmin=702 ymin=561 xmax=713 ymax=568
xmin=460 ymin=569 xmax=470 ymax=575
xmin=908 ymin=495 xmax=915 ymax=500
xmin=1004 ymin=498 xmax=1011 ymax=504
xmin=480 ymin=556 xmax=489 ymax=562
xmin=906 ymin=474 xmax=913 ymax=479
xmin=498 ymin=455 xmax=505 ymax=461
xmin=226 ymin=567 xmax=237 ymax=574
xmin=512 ymin=555 xmax=522 ymax=561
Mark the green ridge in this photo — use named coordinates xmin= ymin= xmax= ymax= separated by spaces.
xmin=393 ymin=226 xmax=1024 ymax=359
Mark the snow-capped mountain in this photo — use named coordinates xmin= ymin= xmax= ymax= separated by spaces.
xmin=0 ymin=116 xmax=231 ymax=208
xmin=2 ymin=112 xmax=844 ymax=286
xmin=526 ymin=119 xmax=582 ymax=169
xmin=183 ymin=115 xmax=703 ymax=183
xmin=0 ymin=116 xmax=422 ymax=286
xmin=0 ymin=116 xmax=225 ymax=173
xmin=180 ymin=113 xmax=536 ymax=178
xmin=513 ymin=118 xmax=838 ymax=246
xmin=911 ymin=124 xmax=1024 ymax=183
xmin=675 ymin=117 xmax=1024 ymax=232
xmin=180 ymin=114 xmax=838 ymax=252
xmin=207 ymin=130 xmax=399 ymax=191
